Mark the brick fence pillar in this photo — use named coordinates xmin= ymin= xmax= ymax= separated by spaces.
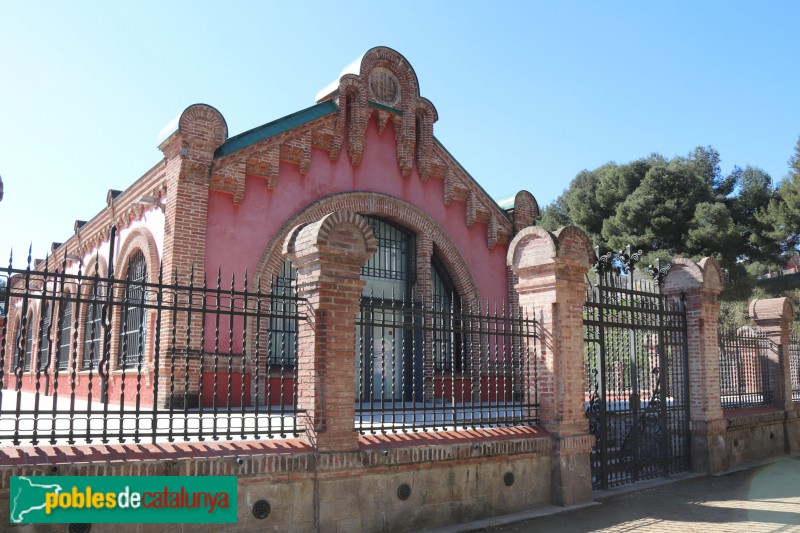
xmin=284 ymin=212 xmax=377 ymax=452
xmin=662 ymin=257 xmax=725 ymax=473
xmin=749 ymin=297 xmax=798 ymax=453
xmin=507 ymin=225 xmax=594 ymax=506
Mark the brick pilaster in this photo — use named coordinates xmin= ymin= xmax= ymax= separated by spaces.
xmin=507 ymin=225 xmax=594 ymax=506
xmin=284 ymin=212 xmax=377 ymax=452
xmin=156 ymin=104 xmax=227 ymax=407
xmin=662 ymin=257 xmax=725 ymax=473
xmin=416 ymin=235 xmax=435 ymax=403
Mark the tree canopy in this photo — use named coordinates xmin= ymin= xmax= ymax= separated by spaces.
xmin=537 ymin=143 xmax=796 ymax=272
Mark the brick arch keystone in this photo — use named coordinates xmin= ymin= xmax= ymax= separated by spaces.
xmin=256 ymin=192 xmax=481 ymax=302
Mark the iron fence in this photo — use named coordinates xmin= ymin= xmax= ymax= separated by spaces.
xmin=790 ymin=333 xmax=800 ymax=402
xmin=355 ymin=295 xmax=538 ymax=433
xmin=0 ymin=250 xmax=304 ymax=446
xmin=718 ymin=327 xmax=774 ymax=409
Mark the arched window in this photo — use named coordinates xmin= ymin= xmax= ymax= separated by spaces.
xmin=432 ymin=257 xmax=462 ymax=372
xmin=38 ymin=303 xmax=53 ymax=371
xmin=57 ymin=300 xmax=73 ymax=371
xmin=83 ymin=282 xmax=104 ymax=370
xmin=269 ymin=260 xmax=297 ymax=366
xmin=357 ymin=216 xmax=412 ymax=402
xmin=24 ymin=314 xmax=34 ymax=372
xmin=118 ymin=250 xmax=147 ymax=368
xmin=360 ymin=217 xmax=412 ymax=298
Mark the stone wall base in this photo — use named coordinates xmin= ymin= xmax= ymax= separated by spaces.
xmin=692 ymin=408 xmax=793 ymax=474
xmin=0 ymin=428 xmax=569 ymax=532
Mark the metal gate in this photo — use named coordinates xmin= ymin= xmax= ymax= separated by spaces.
xmin=584 ymin=247 xmax=690 ymax=490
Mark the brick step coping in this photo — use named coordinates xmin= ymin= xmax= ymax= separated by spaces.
xmin=0 ymin=426 xmax=551 ymax=468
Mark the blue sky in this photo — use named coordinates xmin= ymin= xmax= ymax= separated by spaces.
xmin=1 ymin=1 xmax=799 ymax=261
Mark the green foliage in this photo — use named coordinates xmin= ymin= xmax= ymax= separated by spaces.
xmin=533 ymin=139 xmax=800 ymax=335
xmin=760 ymin=137 xmax=800 ymax=255
xmin=601 ymin=158 xmax=714 ymax=253
xmin=537 ymin=193 xmax=572 ymax=231
xmin=536 ymin=141 xmax=800 ymax=276
xmin=686 ymin=202 xmax=741 ymax=263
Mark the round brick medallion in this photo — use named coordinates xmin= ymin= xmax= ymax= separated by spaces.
xmin=369 ymin=67 xmax=400 ymax=106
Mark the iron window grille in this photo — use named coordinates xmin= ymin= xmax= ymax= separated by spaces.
xmin=82 ymin=282 xmax=104 ymax=370
xmin=24 ymin=314 xmax=34 ymax=372
xmin=268 ymin=260 xmax=298 ymax=366
xmin=432 ymin=257 xmax=462 ymax=372
xmin=361 ymin=217 xmax=412 ymax=285
xmin=57 ymin=300 xmax=73 ymax=371
xmin=38 ymin=302 xmax=52 ymax=371
xmin=118 ymin=251 xmax=148 ymax=368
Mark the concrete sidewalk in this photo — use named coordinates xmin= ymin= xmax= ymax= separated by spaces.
xmin=445 ymin=456 xmax=800 ymax=532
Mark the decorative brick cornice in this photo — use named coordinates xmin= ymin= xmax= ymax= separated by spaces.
xmin=210 ymin=114 xmax=336 ymax=205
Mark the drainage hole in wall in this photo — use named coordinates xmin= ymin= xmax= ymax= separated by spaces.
xmin=68 ymin=524 xmax=92 ymax=533
xmin=50 ymin=465 xmax=58 ymax=474
xmin=770 ymin=432 xmax=775 ymax=440
xmin=397 ymin=483 xmax=411 ymax=500
xmin=734 ymin=438 xmax=739 ymax=448
xmin=503 ymin=472 xmax=515 ymax=487
xmin=252 ymin=499 xmax=271 ymax=520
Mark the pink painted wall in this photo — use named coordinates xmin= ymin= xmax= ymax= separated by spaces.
xmin=205 ymin=117 xmax=509 ymax=308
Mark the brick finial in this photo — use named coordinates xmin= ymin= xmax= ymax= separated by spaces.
xmin=663 ymin=257 xmax=723 ymax=296
xmin=284 ymin=212 xmax=377 ymax=452
xmin=512 ymin=191 xmax=540 ymax=233
xmin=749 ymin=297 xmax=795 ymax=326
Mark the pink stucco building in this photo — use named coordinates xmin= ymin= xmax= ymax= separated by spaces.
xmin=4 ymin=46 xmax=539 ymax=409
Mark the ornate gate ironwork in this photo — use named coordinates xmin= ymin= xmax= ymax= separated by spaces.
xmin=584 ymin=246 xmax=690 ymax=490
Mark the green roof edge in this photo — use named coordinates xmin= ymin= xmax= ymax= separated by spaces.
xmin=215 ymin=100 xmax=338 ymax=158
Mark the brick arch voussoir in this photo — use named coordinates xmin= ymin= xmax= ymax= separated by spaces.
xmin=81 ymin=255 xmax=109 ymax=288
xmin=115 ymin=227 xmax=159 ymax=283
xmin=255 ymin=193 xmax=480 ymax=303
